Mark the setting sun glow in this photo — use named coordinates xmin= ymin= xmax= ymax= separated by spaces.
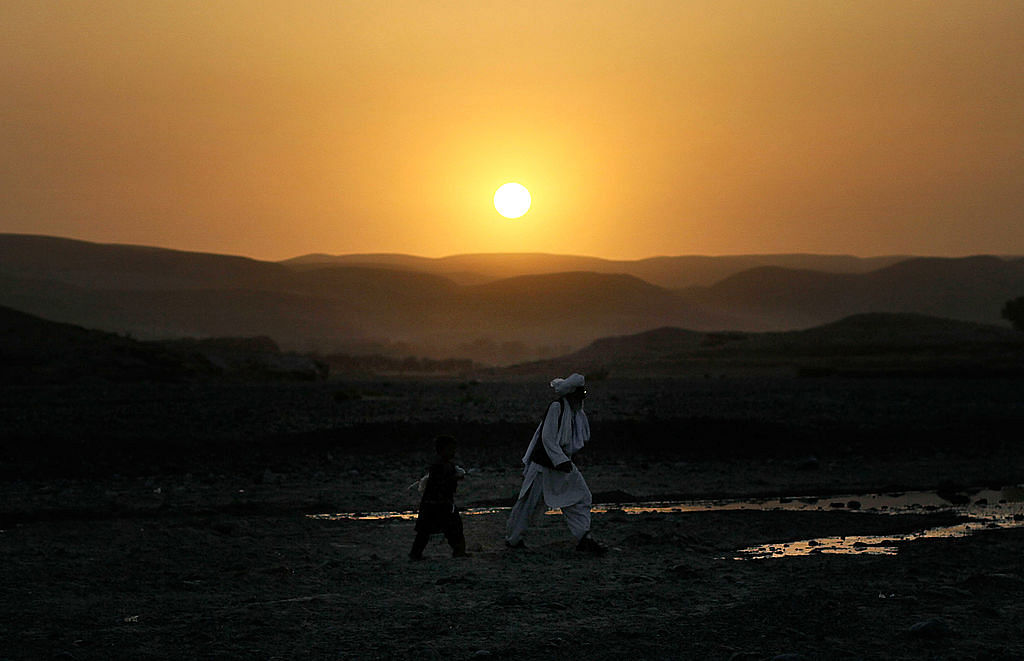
xmin=3 ymin=2 xmax=1024 ymax=258
xmin=493 ymin=183 xmax=532 ymax=219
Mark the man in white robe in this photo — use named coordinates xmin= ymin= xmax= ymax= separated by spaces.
xmin=505 ymin=373 xmax=605 ymax=554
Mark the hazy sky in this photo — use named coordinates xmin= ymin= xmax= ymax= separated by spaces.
xmin=3 ymin=1 xmax=1023 ymax=260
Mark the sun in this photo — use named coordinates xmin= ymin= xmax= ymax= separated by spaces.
xmin=493 ymin=182 xmax=531 ymax=218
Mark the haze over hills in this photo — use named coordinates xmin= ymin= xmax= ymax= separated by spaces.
xmin=1 ymin=233 xmax=1023 ymax=364
xmin=8 ymin=295 xmax=1020 ymax=383
xmin=282 ymin=251 xmax=910 ymax=288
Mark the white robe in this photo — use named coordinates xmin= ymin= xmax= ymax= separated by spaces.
xmin=518 ymin=400 xmax=592 ymax=510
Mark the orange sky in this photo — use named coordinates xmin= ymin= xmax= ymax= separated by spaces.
xmin=2 ymin=1 xmax=1023 ymax=261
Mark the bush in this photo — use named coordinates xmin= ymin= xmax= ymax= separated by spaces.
xmin=1002 ymin=296 xmax=1024 ymax=331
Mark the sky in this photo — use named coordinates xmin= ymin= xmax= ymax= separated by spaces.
xmin=2 ymin=1 xmax=1023 ymax=261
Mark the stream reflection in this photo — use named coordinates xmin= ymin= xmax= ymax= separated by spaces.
xmin=736 ymin=486 xmax=1024 ymax=559
xmin=308 ymin=486 xmax=1024 ymax=558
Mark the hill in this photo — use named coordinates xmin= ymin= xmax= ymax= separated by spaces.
xmin=3 ymin=234 xmax=1023 ymax=365
xmin=0 ymin=305 xmax=325 ymax=383
xmin=510 ymin=313 xmax=1024 ymax=377
xmin=0 ymin=235 xmax=740 ymax=361
xmin=281 ymin=251 xmax=908 ymax=288
xmin=0 ymin=233 xmax=287 ymax=290
xmin=679 ymin=256 xmax=1024 ymax=329
xmin=0 ymin=304 xmax=201 ymax=383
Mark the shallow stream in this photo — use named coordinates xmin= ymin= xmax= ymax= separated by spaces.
xmin=309 ymin=486 xmax=1024 ymax=559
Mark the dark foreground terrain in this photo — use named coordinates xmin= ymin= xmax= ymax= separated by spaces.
xmin=2 ymin=375 xmax=1024 ymax=659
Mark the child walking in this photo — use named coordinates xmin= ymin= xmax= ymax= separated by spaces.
xmin=409 ymin=435 xmax=468 ymax=560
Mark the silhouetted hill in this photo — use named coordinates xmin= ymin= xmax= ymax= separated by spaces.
xmin=0 ymin=233 xmax=287 ymax=289
xmin=0 ymin=305 xmax=326 ymax=383
xmin=0 ymin=236 xmax=461 ymax=348
xmin=679 ymin=266 xmax=858 ymax=328
xmin=512 ymin=313 xmax=1024 ymax=377
xmin=3 ymin=234 xmax=1023 ymax=364
xmin=629 ymin=254 xmax=907 ymax=289
xmin=680 ymin=256 xmax=1024 ymax=329
xmin=282 ymin=251 xmax=908 ymax=288
xmin=782 ymin=311 xmax=1024 ymax=348
xmin=0 ymin=235 xmax=742 ymax=359
xmin=560 ymin=326 xmax=710 ymax=362
xmin=0 ymin=269 xmax=362 ymax=349
xmin=0 ymin=305 xmax=206 ymax=383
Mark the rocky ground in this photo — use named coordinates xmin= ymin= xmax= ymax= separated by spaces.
xmin=2 ymin=375 xmax=1024 ymax=659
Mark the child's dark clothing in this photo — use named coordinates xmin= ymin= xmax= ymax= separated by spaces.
xmin=410 ymin=460 xmax=466 ymax=559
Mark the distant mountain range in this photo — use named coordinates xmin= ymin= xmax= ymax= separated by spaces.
xmin=281 ymin=251 xmax=908 ymax=288
xmin=1 ymin=233 xmax=1022 ymax=364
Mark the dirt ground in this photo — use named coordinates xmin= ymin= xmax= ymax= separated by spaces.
xmin=2 ymin=376 xmax=1024 ymax=659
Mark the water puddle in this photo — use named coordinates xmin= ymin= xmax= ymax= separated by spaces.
xmin=308 ymin=486 xmax=1024 ymax=559
xmin=735 ymin=486 xmax=1024 ymax=560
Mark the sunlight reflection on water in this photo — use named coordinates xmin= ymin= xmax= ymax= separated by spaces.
xmin=734 ymin=486 xmax=1024 ymax=560
xmin=307 ymin=486 xmax=1024 ymax=559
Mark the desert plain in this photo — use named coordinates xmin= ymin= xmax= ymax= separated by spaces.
xmin=2 ymin=373 xmax=1024 ymax=660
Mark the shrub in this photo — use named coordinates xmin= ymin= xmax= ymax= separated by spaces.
xmin=1002 ymin=296 xmax=1024 ymax=331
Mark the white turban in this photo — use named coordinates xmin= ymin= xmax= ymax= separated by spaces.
xmin=550 ymin=372 xmax=585 ymax=396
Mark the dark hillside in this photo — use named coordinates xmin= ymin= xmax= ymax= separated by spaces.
xmin=0 ymin=305 xmax=326 ymax=383
xmin=538 ymin=326 xmax=711 ymax=368
xmin=0 ymin=305 xmax=210 ymax=383
xmin=781 ymin=312 xmax=1024 ymax=348
xmin=681 ymin=266 xmax=857 ymax=328
xmin=682 ymin=256 xmax=1024 ymax=329
xmin=0 ymin=233 xmax=286 ymax=290
xmin=513 ymin=313 xmax=1024 ymax=377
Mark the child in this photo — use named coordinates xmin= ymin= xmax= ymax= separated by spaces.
xmin=409 ymin=435 xmax=468 ymax=560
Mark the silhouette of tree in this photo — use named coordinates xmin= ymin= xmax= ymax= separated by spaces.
xmin=1002 ymin=296 xmax=1024 ymax=330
